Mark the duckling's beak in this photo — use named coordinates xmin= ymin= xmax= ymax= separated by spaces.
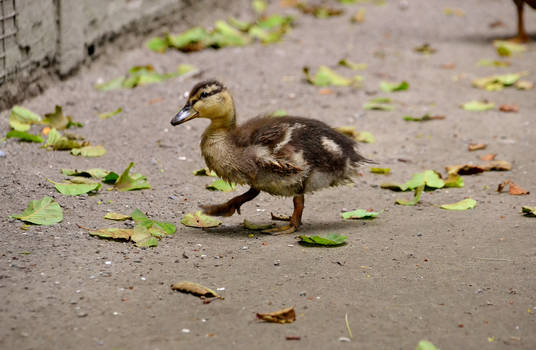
xmin=171 ymin=105 xmax=198 ymax=126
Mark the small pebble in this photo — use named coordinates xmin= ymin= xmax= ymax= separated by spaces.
xmin=241 ymin=246 xmax=248 ymax=250
xmin=182 ymin=328 xmax=190 ymax=333
xmin=0 ymin=150 xmax=6 ymax=158
xmin=299 ymin=291 xmax=307 ymax=296
xmin=216 ymin=287 xmax=225 ymax=291
xmin=141 ymin=277 xmax=146 ymax=281
xmin=274 ymin=260 xmax=280 ymax=266
xmin=169 ymin=195 xmax=177 ymax=200
xmin=416 ymin=232 xmax=422 ymax=237
xmin=105 ymin=261 xmax=112 ymax=265
xmin=339 ymin=337 xmax=351 ymax=342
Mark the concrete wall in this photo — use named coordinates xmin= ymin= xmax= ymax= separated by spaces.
xmin=0 ymin=0 xmax=248 ymax=110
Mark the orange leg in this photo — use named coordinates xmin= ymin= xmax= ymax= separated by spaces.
xmin=263 ymin=195 xmax=304 ymax=235
xmin=201 ymin=187 xmax=260 ymax=217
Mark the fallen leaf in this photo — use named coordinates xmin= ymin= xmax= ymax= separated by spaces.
xmin=89 ymin=228 xmax=133 ymax=240
xmin=67 ymin=177 xmax=99 ymax=185
xmin=444 ymin=7 xmax=465 ymax=16
xmin=319 ymin=88 xmax=333 ymax=95
xmin=334 ymin=126 xmax=374 ymax=143
xmin=472 ymin=73 xmax=523 ymax=91
xmin=113 ymin=162 xmax=151 ymax=191
xmin=6 ymin=130 xmax=43 ymax=143
xmin=206 ymin=179 xmax=236 ymax=192
xmin=489 ymin=19 xmax=505 ymax=28
xmin=480 ymin=154 xmax=496 ymax=161
xmin=441 ymin=63 xmax=456 ymax=69
xmin=130 ymin=209 xmax=176 ymax=235
xmin=193 ymin=168 xmax=218 ymax=176
xmin=131 ymin=225 xmax=159 ymax=247
xmin=380 ymin=81 xmax=409 ymax=92
xmin=42 ymin=128 xmax=85 ymax=150
xmin=297 ymin=2 xmax=343 ymax=18
xmin=396 ymin=185 xmax=423 ymax=206
xmin=43 ymin=105 xmax=82 ymax=130
xmin=440 ymin=198 xmax=476 ymax=210
xmin=181 ymin=211 xmax=222 ymax=228
xmin=497 ymin=180 xmax=529 ymax=195
xmin=299 ymin=234 xmax=347 ymax=246
xmin=363 ymin=97 xmax=395 ymax=111
xmin=341 ymin=209 xmax=380 ymax=219
xmin=61 ymin=168 xmax=110 ymax=179
xmin=370 ymin=167 xmax=390 ymax=174
xmin=338 ymin=59 xmax=367 ymax=70
xmin=10 ymin=196 xmax=63 ymax=226
xmin=499 ymin=104 xmax=519 ymax=113
xmin=256 ymin=306 xmax=296 ymax=323
xmin=98 ymin=107 xmax=123 ymax=120
xmin=146 ymin=36 xmax=168 ymax=53
xmin=443 ymin=174 xmax=464 ymax=188
xmin=171 ymin=281 xmax=223 ymax=299
xmin=493 ymin=40 xmax=526 ymax=57
xmin=271 ymin=109 xmax=288 ymax=117
xmin=303 ymin=66 xmax=362 ymax=87
xmin=9 ymin=106 xmax=41 ymax=132
xmin=403 ymin=114 xmax=445 ymax=122
xmin=48 ymin=179 xmax=101 ymax=196
xmin=468 ymin=143 xmax=487 ymax=151
xmin=462 ymin=100 xmax=495 ymax=111
xmin=243 ymin=219 xmax=275 ymax=230
xmin=350 ymin=8 xmax=366 ymax=23
xmin=477 ymin=59 xmax=510 ymax=67
xmin=405 ymin=170 xmax=444 ymax=190
xmin=104 ymin=213 xmax=131 ymax=221
xmin=252 ymin=0 xmax=268 ymax=14
xmin=445 ymin=164 xmax=486 ymax=175
xmin=515 ymin=80 xmax=533 ymax=90
xmin=521 ymin=206 xmax=536 ymax=217
xmin=414 ymin=43 xmax=437 ymax=54
xmin=71 ymin=145 xmax=107 ymax=157
xmin=417 ymin=340 xmax=439 ymax=350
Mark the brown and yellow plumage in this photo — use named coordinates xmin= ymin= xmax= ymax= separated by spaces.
xmin=171 ymin=80 xmax=368 ymax=234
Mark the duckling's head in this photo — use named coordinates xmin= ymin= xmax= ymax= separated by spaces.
xmin=171 ymin=80 xmax=236 ymax=128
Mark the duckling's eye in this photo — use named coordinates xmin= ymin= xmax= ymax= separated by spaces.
xmin=200 ymin=91 xmax=209 ymax=99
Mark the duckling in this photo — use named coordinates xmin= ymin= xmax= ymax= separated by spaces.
xmin=171 ymin=80 xmax=368 ymax=234
xmin=512 ymin=0 xmax=536 ymax=42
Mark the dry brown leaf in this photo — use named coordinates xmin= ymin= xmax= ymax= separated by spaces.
xmin=499 ymin=104 xmax=519 ymax=113
xmin=446 ymin=160 xmax=511 ymax=175
xmin=468 ymin=143 xmax=487 ymax=151
xmin=280 ymin=0 xmax=298 ymax=7
xmin=256 ymin=306 xmax=296 ymax=324
xmin=441 ymin=63 xmax=456 ymax=70
xmin=497 ymin=180 xmax=529 ymax=195
xmin=489 ymin=20 xmax=506 ymax=28
xmin=171 ymin=281 xmax=223 ymax=300
xmin=480 ymin=153 xmax=497 ymax=161
xmin=486 ymin=160 xmax=512 ymax=171
xmin=319 ymin=88 xmax=334 ymax=95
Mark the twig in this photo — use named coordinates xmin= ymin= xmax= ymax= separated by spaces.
xmin=474 ymin=257 xmax=513 ymax=262
xmin=345 ymin=313 xmax=353 ymax=339
xmin=76 ymin=223 xmax=91 ymax=231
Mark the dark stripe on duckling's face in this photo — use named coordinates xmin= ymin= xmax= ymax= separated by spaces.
xmin=188 ymin=80 xmax=225 ymax=105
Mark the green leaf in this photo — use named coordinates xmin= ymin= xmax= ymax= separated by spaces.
xmin=61 ymin=168 xmax=110 ymax=179
xmin=103 ymin=172 xmax=119 ymax=184
xmin=104 ymin=213 xmax=131 ymax=221
xmin=521 ymin=206 xmax=536 ymax=217
xmin=370 ymin=167 xmax=390 ymax=174
xmin=229 ymin=17 xmax=251 ymax=31
xmin=396 ymin=185 xmax=424 ymax=206
xmin=193 ymin=168 xmax=218 ymax=177
xmin=113 ymin=162 xmax=151 ymax=191
xmin=299 ymin=234 xmax=347 ymax=246
xmin=167 ymin=27 xmax=210 ymax=50
xmin=417 ymin=340 xmax=439 ymax=350
xmin=43 ymin=128 xmax=84 ymax=150
xmin=43 ymin=105 xmax=75 ymax=130
xmin=243 ymin=219 xmax=275 ymax=230
xmin=493 ymin=40 xmax=526 ymax=57
xmin=363 ymin=98 xmax=395 ymax=111
xmin=354 ymin=131 xmax=375 ymax=143
xmin=462 ymin=100 xmax=495 ymax=111
xmin=414 ymin=43 xmax=437 ymax=54
xmin=380 ymin=182 xmax=408 ymax=191
xmin=146 ymin=36 xmax=169 ymax=53
xmin=256 ymin=14 xmax=292 ymax=30
xmin=89 ymin=228 xmax=133 ymax=240
xmin=271 ymin=109 xmax=287 ymax=117
xmin=248 ymin=26 xmax=283 ymax=44
xmin=341 ymin=209 xmax=380 ymax=219
xmin=380 ymin=81 xmax=409 ymax=92
xmin=181 ymin=211 xmax=222 ymax=228
xmin=131 ymin=225 xmax=159 ymax=247
xmin=252 ymin=0 xmax=267 ymax=14
xmin=6 ymin=130 xmax=43 ymax=143
xmin=71 ymin=145 xmax=107 ymax=157
xmin=211 ymin=20 xmax=251 ymax=47
xmin=303 ymin=66 xmax=362 ymax=87
xmin=9 ymin=106 xmax=42 ymax=131
xmin=472 ymin=73 xmax=523 ymax=91
xmin=48 ymin=179 xmax=101 ymax=195
xmin=403 ymin=114 xmax=445 ymax=122
xmin=206 ymin=179 xmax=237 ymax=192
xmin=405 ymin=170 xmax=444 ymax=190
xmin=440 ymin=198 xmax=476 ymax=211
xmin=10 ymin=196 xmax=63 ymax=225
xmin=130 ymin=209 xmax=176 ymax=235
xmin=176 ymin=64 xmax=198 ymax=76
xmin=443 ymin=174 xmax=464 ymax=188
xmin=98 ymin=107 xmax=123 ymax=120
xmin=338 ymin=59 xmax=367 ymax=70
xmin=95 ymin=77 xmax=125 ymax=91
xmin=477 ymin=59 xmax=510 ymax=67
xmin=67 ymin=177 xmax=99 ymax=185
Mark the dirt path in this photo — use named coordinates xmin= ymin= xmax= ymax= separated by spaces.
xmin=1 ymin=1 xmax=535 ymax=349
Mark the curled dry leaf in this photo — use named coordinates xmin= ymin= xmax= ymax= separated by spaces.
xmin=468 ymin=143 xmax=487 ymax=151
xmin=256 ymin=306 xmax=296 ymax=324
xmin=446 ymin=160 xmax=511 ymax=175
xmin=171 ymin=281 xmax=223 ymax=299
xmin=497 ymin=180 xmax=529 ymax=195
xmin=499 ymin=104 xmax=519 ymax=113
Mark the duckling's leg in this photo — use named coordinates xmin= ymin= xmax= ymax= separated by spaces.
xmin=512 ymin=0 xmax=530 ymax=42
xmin=263 ymin=195 xmax=304 ymax=235
xmin=200 ymin=187 xmax=260 ymax=217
